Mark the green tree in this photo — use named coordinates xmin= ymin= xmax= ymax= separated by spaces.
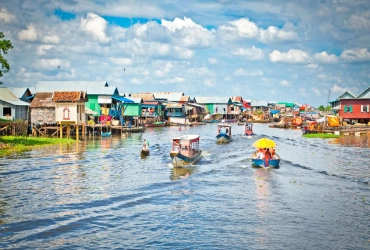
xmin=0 ymin=32 xmax=14 ymax=85
xmin=318 ymin=105 xmax=325 ymax=111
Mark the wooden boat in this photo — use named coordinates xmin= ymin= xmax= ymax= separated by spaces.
xmin=121 ymin=126 xmax=146 ymax=133
xmin=101 ymin=131 xmax=111 ymax=137
xmin=145 ymin=121 xmax=166 ymax=127
xmin=216 ymin=124 xmax=232 ymax=143
xmin=140 ymin=148 xmax=150 ymax=156
xmin=244 ymin=122 xmax=253 ymax=136
xmin=251 ymin=150 xmax=280 ymax=168
xmin=170 ymin=135 xmax=202 ymax=167
xmin=237 ymin=122 xmax=244 ymax=126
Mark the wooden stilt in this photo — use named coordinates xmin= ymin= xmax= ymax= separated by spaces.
xmin=76 ymin=124 xmax=79 ymax=140
xmin=60 ymin=123 xmax=63 ymax=138
xmin=67 ymin=124 xmax=70 ymax=139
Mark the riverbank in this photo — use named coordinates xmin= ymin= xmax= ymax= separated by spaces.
xmin=0 ymin=136 xmax=75 ymax=157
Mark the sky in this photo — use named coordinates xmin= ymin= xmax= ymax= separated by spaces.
xmin=1 ymin=0 xmax=370 ymax=107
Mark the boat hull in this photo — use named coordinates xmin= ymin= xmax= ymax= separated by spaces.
xmin=101 ymin=132 xmax=111 ymax=137
xmin=245 ymin=130 xmax=253 ymax=136
xmin=145 ymin=122 xmax=166 ymax=127
xmin=141 ymin=149 xmax=150 ymax=156
xmin=251 ymin=153 xmax=280 ymax=168
xmin=121 ymin=126 xmax=146 ymax=133
xmin=216 ymin=134 xmax=231 ymax=143
xmin=170 ymin=150 xmax=202 ymax=167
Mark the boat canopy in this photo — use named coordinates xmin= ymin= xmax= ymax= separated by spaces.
xmin=172 ymin=135 xmax=200 ymax=142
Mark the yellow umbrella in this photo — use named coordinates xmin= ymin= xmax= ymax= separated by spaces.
xmin=253 ymin=137 xmax=276 ymax=149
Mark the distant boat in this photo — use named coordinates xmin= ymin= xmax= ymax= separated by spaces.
xmin=244 ymin=122 xmax=253 ymax=136
xmin=145 ymin=121 xmax=166 ymax=127
xmin=101 ymin=131 xmax=111 ymax=137
xmin=216 ymin=124 xmax=232 ymax=143
xmin=121 ymin=126 xmax=146 ymax=133
xmin=170 ymin=135 xmax=202 ymax=167
xmin=140 ymin=148 xmax=150 ymax=156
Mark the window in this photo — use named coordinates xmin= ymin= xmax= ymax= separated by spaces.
xmin=3 ymin=107 xmax=11 ymax=117
xmin=361 ymin=105 xmax=369 ymax=112
xmin=344 ymin=105 xmax=352 ymax=113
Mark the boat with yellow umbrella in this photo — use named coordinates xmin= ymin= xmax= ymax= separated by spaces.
xmin=251 ymin=138 xmax=280 ymax=168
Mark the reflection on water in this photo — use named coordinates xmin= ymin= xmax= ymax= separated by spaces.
xmin=329 ymin=134 xmax=370 ymax=148
xmin=1 ymin=124 xmax=370 ymax=249
xmin=170 ymin=166 xmax=194 ymax=180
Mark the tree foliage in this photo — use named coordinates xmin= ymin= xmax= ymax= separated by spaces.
xmin=0 ymin=32 xmax=14 ymax=85
xmin=318 ymin=105 xmax=331 ymax=112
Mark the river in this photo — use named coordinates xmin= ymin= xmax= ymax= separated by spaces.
xmin=0 ymin=123 xmax=369 ymax=249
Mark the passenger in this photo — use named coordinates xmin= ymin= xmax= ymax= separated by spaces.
xmin=142 ymin=139 xmax=149 ymax=151
xmin=174 ymin=140 xmax=180 ymax=151
xmin=264 ymin=148 xmax=272 ymax=167
xmin=256 ymin=148 xmax=265 ymax=159
xmin=271 ymin=148 xmax=279 ymax=159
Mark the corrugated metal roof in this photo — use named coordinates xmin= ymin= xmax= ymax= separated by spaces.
xmin=130 ymin=93 xmax=155 ymax=101
xmin=127 ymin=97 xmax=143 ymax=104
xmin=142 ymin=101 xmax=161 ymax=105
xmin=166 ymin=103 xmax=183 ymax=108
xmin=250 ymin=100 xmax=269 ymax=107
xmin=0 ymin=87 xmax=30 ymax=106
xmin=53 ymin=91 xmax=87 ymax=102
xmin=179 ymin=95 xmax=190 ymax=103
xmin=8 ymin=87 xmax=29 ymax=99
xmin=194 ymin=96 xmax=231 ymax=104
xmin=153 ymin=92 xmax=184 ymax=101
xmin=30 ymin=92 xmax=55 ymax=107
xmin=35 ymin=81 xmax=118 ymax=95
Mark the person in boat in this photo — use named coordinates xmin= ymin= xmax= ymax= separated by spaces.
xmin=226 ymin=128 xmax=229 ymax=134
xmin=271 ymin=148 xmax=279 ymax=159
xmin=174 ymin=140 xmax=180 ymax=152
xmin=256 ymin=148 xmax=265 ymax=159
xmin=264 ymin=148 xmax=272 ymax=166
xmin=142 ymin=139 xmax=149 ymax=151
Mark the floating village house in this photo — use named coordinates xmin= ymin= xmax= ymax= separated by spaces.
xmin=152 ymin=92 xmax=189 ymax=124
xmin=194 ymin=97 xmax=234 ymax=120
xmin=0 ymin=87 xmax=30 ymax=121
xmin=35 ymin=81 xmax=120 ymax=125
xmin=119 ymin=97 xmax=142 ymax=126
xmin=129 ymin=93 xmax=163 ymax=122
xmin=330 ymin=86 xmax=370 ymax=124
xmin=29 ymin=92 xmax=55 ymax=136
xmin=53 ymin=91 xmax=88 ymax=139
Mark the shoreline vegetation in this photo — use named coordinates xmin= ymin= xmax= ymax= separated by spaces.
xmin=303 ymin=133 xmax=340 ymax=138
xmin=0 ymin=136 xmax=75 ymax=158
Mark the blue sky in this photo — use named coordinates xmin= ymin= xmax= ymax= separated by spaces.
xmin=1 ymin=0 xmax=370 ymax=107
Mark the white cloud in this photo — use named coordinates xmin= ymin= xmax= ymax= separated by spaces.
xmin=80 ymin=12 xmax=111 ymax=44
xmin=42 ymin=35 xmax=60 ymax=44
xmin=109 ymin=57 xmax=133 ymax=66
xmin=160 ymin=77 xmax=185 ymax=84
xmin=281 ymin=80 xmax=290 ymax=86
xmin=208 ymin=58 xmax=217 ymax=64
xmin=259 ymin=23 xmax=298 ymax=43
xmin=313 ymin=51 xmax=339 ymax=63
xmin=233 ymin=68 xmax=263 ymax=76
xmin=269 ymin=49 xmax=312 ymax=64
xmin=306 ymin=64 xmax=319 ymax=70
xmin=0 ymin=8 xmax=15 ymax=23
xmin=36 ymin=59 xmax=70 ymax=70
xmin=204 ymin=79 xmax=213 ymax=87
xmin=161 ymin=17 xmax=214 ymax=48
xmin=231 ymin=46 xmax=264 ymax=60
xmin=18 ymin=24 xmax=38 ymax=41
xmin=218 ymin=18 xmax=259 ymax=40
xmin=331 ymin=84 xmax=346 ymax=93
xmin=130 ymin=78 xmax=142 ymax=85
xmin=344 ymin=15 xmax=370 ymax=30
xmin=340 ymin=48 xmax=370 ymax=62
xmin=311 ymin=87 xmax=321 ymax=96
xmin=299 ymin=88 xmax=307 ymax=96
xmin=188 ymin=67 xmax=214 ymax=77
